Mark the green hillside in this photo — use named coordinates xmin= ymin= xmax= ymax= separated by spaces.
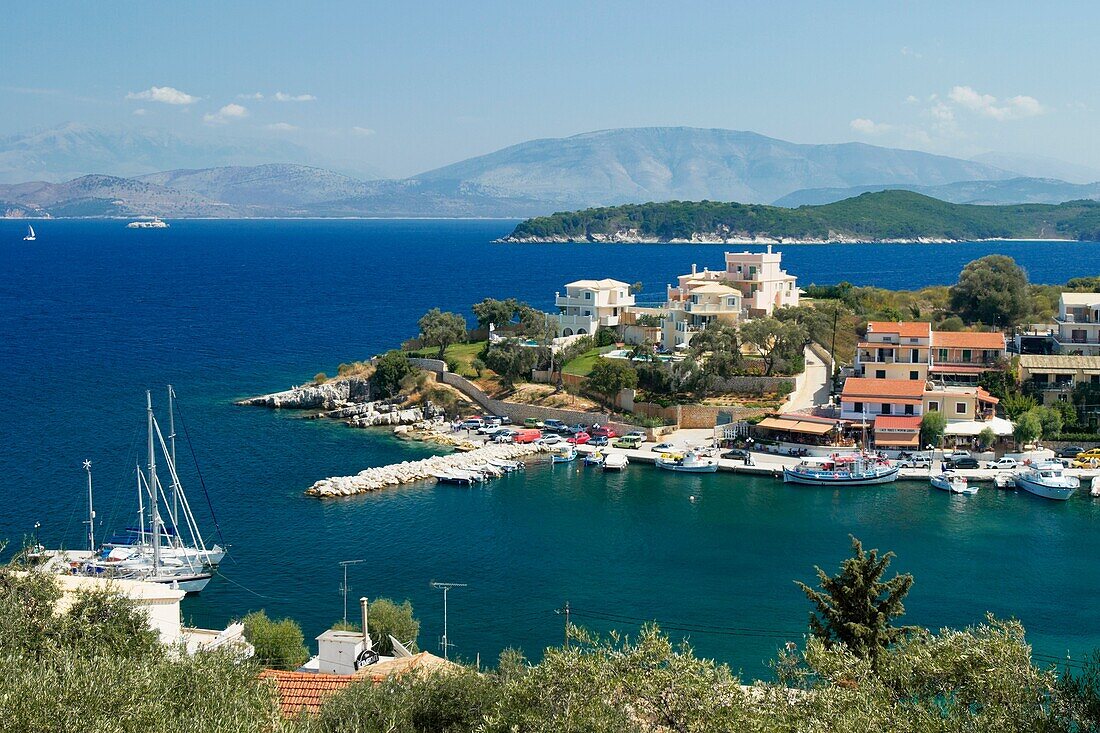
xmin=505 ymin=190 xmax=1100 ymax=242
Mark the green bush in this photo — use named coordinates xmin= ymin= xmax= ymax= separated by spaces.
xmin=242 ymin=610 xmax=309 ymax=671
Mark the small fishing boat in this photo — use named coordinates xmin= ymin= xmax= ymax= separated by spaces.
xmin=434 ymin=472 xmax=475 ymax=485
xmin=602 ymin=454 xmax=629 ymax=471
xmin=1015 ymin=461 xmax=1079 ymax=501
xmin=782 ymin=453 xmax=898 ymax=486
xmin=551 ymin=445 xmax=577 ymax=463
xmin=23 ymin=225 xmax=35 ymax=241
xmin=488 ymin=459 xmax=524 ymax=473
xmin=583 ymin=450 xmax=604 ymax=466
xmin=1091 ymin=476 xmax=1100 ymax=498
xmin=655 ymin=450 xmax=718 ymax=473
xmin=931 ymin=470 xmax=976 ymax=495
xmin=994 ymin=473 xmax=1017 ymax=490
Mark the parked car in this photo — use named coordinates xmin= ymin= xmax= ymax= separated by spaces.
xmin=624 ymin=431 xmax=646 ymax=439
xmin=536 ymin=434 xmax=564 ymax=446
xmin=511 ymin=429 xmax=542 ymax=444
xmin=523 ymin=418 xmax=543 ymax=429
xmin=944 ymin=450 xmax=971 ymax=461
xmin=543 ymin=419 xmax=569 ymax=433
xmin=651 ymin=442 xmax=676 ymax=453
xmin=567 ymin=431 xmax=591 ymax=445
xmin=1056 ymin=445 xmax=1085 ymax=459
xmin=460 ymin=417 xmax=484 ymax=430
xmin=895 ymin=453 xmax=932 ymax=468
xmin=589 ymin=426 xmax=618 ymax=439
xmin=613 ymin=435 xmax=643 ymax=449
xmin=493 ymin=430 xmax=518 ymax=444
xmin=721 ymin=448 xmax=749 ymax=460
xmin=944 ymin=456 xmax=980 ymax=470
xmin=565 ymin=423 xmax=589 ymax=435
xmin=1072 ymin=455 xmax=1100 ymax=469
xmin=483 ymin=416 xmax=503 ymax=428
xmin=987 ymin=457 xmax=1018 ymax=470
xmin=589 ymin=436 xmax=609 ymax=447
xmin=476 ymin=423 xmax=505 ymax=435
xmin=1074 ymin=447 xmax=1100 ymax=460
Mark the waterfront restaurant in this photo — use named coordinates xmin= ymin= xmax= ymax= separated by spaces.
xmin=752 ymin=413 xmax=847 ymax=447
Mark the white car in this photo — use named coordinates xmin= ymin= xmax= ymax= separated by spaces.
xmin=651 ymin=442 xmax=677 ymax=453
xmin=476 ymin=424 xmax=505 ymax=435
xmin=895 ymin=454 xmax=932 ymax=468
xmin=987 ymin=457 xmax=1018 ymax=470
xmin=945 ymin=450 xmax=971 ymax=461
xmin=536 ymin=434 xmax=564 ymax=446
xmin=493 ymin=430 xmax=518 ymax=444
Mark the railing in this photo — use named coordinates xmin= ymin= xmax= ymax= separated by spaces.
xmin=686 ymin=302 xmax=739 ymax=314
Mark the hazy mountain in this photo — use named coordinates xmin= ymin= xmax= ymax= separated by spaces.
xmin=0 ymin=174 xmax=238 ymax=217
xmin=970 ymin=152 xmax=1100 ymax=185
xmin=137 ymin=164 xmax=372 ymax=210
xmin=0 ymin=123 xmax=314 ymax=183
xmin=773 ymin=177 xmax=1100 ymax=207
xmin=416 ymin=127 xmax=1014 ymax=206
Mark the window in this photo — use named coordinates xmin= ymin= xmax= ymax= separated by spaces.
xmin=962 ymin=349 xmax=972 ymax=362
xmin=938 ymin=348 xmax=948 ymax=361
xmin=911 ymin=349 xmax=920 ymax=363
xmin=904 ymin=404 xmax=914 ymax=415
xmin=881 ymin=404 xmax=892 ymax=415
xmin=909 ymin=338 xmax=919 ymax=344
xmin=1092 ymin=375 xmax=1100 ymax=385
xmin=910 ymin=371 xmax=919 ymax=380
xmin=875 ymin=369 xmax=886 ymax=379
xmin=583 ymin=310 xmax=591 ymax=316
xmin=584 ymin=291 xmax=592 ymax=300
xmin=853 ymin=402 xmax=863 ymax=413
xmin=955 ymin=402 xmax=967 ymax=415
xmin=928 ymin=401 xmax=939 ymax=411
xmin=727 ymin=297 xmax=737 ymax=307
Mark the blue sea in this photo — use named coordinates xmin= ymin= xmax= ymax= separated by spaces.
xmin=2 ymin=218 xmax=1099 ymax=676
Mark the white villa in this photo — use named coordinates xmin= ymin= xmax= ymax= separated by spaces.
xmin=554 ymin=278 xmax=635 ymax=336
xmin=723 ymin=246 xmax=800 ymax=317
xmin=1054 ymin=292 xmax=1100 ymax=355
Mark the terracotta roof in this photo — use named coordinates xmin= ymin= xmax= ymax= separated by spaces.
xmin=259 ymin=670 xmax=354 ymax=717
xmin=354 ymin=651 xmax=455 ymax=682
xmin=976 ymin=387 xmax=1000 ymax=404
xmin=866 ymin=321 xmax=931 ymax=339
xmin=930 ymin=364 xmax=990 ymax=374
xmin=932 ymin=331 xmax=1006 ymax=349
xmin=841 ymin=377 xmax=927 ymax=400
xmin=873 ymin=415 xmax=922 ymax=431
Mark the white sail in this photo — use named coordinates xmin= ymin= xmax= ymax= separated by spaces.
xmin=23 ymin=225 xmax=35 ymax=241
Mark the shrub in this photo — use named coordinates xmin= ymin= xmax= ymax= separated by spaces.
xmin=242 ymin=610 xmax=309 ymax=671
xmin=313 ymin=372 xmax=328 ymax=384
xmin=371 ymin=351 xmax=414 ymax=398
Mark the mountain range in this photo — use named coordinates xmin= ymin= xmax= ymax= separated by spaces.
xmin=2 ymin=125 xmax=1099 ymax=219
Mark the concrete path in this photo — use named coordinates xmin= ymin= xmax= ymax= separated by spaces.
xmin=781 ymin=345 xmax=830 ymax=414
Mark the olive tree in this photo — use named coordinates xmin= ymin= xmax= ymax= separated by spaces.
xmin=418 ymin=308 xmax=468 ymax=359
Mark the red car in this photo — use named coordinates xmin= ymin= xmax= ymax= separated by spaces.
xmin=567 ymin=431 xmax=591 ymax=445
xmin=589 ymin=426 xmax=617 ymax=439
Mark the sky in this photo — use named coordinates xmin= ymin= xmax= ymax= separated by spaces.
xmin=2 ymin=1 xmax=1098 ymax=179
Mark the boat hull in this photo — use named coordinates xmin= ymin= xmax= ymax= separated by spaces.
xmin=783 ymin=466 xmax=899 ymax=486
xmin=1016 ymin=476 xmax=1077 ymax=501
xmin=655 ymin=461 xmax=718 ymax=473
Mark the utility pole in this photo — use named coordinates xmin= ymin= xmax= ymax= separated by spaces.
xmin=339 ymin=559 xmax=365 ymax=625
xmin=430 ymin=580 xmax=466 ymax=660
xmin=555 ymin=601 xmax=571 ymax=650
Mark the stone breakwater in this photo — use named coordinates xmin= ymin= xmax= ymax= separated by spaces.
xmin=304 ymin=443 xmax=548 ymax=498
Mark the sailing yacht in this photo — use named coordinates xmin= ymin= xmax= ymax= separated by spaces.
xmin=39 ymin=388 xmax=225 ymax=593
xmin=23 ymin=225 xmax=35 ymax=241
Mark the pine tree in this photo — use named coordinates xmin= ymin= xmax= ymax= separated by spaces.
xmin=795 ymin=536 xmax=916 ymax=669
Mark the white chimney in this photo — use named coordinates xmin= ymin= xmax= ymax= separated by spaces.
xmin=360 ymin=596 xmax=372 ymax=651
xmin=767 ymin=244 xmax=773 ymax=254
xmin=691 ymin=263 xmax=697 ymax=275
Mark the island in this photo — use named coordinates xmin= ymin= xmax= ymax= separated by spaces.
xmin=501 ymin=190 xmax=1100 ymax=243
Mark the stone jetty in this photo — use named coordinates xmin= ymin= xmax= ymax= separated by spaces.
xmin=305 ymin=442 xmax=548 ymax=498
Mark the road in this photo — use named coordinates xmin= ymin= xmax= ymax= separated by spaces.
xmin=781 ymin=345 xmax=830 ymax=414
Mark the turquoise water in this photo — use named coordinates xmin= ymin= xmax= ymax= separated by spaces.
xmin=2 ymin=219 xmax=1099 ymax=675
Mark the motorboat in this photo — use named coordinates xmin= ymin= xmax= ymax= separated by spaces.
xmin=782 ymin=452 xmax=898 ymax=486
xmin=1014 ymin=461 xmax=1079 ymax=501
xmin=655 ymin=450 xmax=718 ymax=473
xmin=931 ymin=470 xmax=977 ymax=495
xmin=127 ymin=217 xmax=169 ymax=229
xmin=1091 ymin=476 xmax=1100 ymax=498
xmin=551 ymin=445 xmax=577 ymax=463
xmin=994 ymin=473 xmax=1016 ymax=490
xmin=488 ymin=459 xmax=524 ymax=473
xmin=583 ymin=450 xmax=605 ymax=466
xmin=23 ymin=225 xmax=35 ymax=241
xmin=602 ymin=454 xmax=629 ymax=471
xmin=434 ymin=472 xmax=476 ymax=486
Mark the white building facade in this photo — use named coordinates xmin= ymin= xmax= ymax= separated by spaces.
xmin=1055 ymin=292 xmax=1100 ymax=355
xmin=555 ymin=279 xmax=635 ymax=336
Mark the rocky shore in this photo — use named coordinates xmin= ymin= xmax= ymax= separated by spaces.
xmin=500 ymin=229 xmax=962 ymax=245
xmin=304 ymin=442 xmax=548 ymax=498
xmin=236 ymin=377 xmax=370 ymax=409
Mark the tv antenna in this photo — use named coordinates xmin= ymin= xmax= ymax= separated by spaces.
xmin=430 ymin=580 xmax=466 ymax=660
xmin=338 ymin=559 xmax=365 ymax=625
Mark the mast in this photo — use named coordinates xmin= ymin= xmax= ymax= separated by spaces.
xmin=167 ymin=385 xmax=179 ymax=536
xmin=83 ymin=460 xmax=95 ymax=552
xmin=147 ymin=390 xmax=161 ymax=573
xmin=136 ymin=463 xmax=145 ymax=546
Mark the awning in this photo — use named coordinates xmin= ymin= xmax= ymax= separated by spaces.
xmin=874 ymin=432 xmax=921 ymax=448
xmin=756 ymin=417 xmax=836 ymax=436
xmin=930 ymin=365 xmax=988 ymax=374
xmin=943 ymin=416 xmax=1015 ymax=437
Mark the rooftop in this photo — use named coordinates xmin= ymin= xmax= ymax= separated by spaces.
xmin=931 ymin=331 xmax=1006 ymax=349
xmin=1061 ymin=292 xmax=1100 ymax=307
xmin=259 ymin=670 xmax=354 ymax=717
xmin=564 ymin=278 xmax=630 ymax=289
xmin=689 ymin=283 xmax=739 ymax=295
xmin=866 ymin=321 xmax=931 ymax=339
xmin=1019 ymin=354 xmax=1100 ymax=370
xmin=841 ymin=377 xmax=928 ymax=400
xmin=873 ymin=415 xmax=922 ymax=430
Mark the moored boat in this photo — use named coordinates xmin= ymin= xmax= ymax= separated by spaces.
xmin=23 ymin=225 xmax=35 ymax=241
xmin=583 ymin=450 xmax=605 ymax=466
xmin=1091 ymin=476 xmax=1100 ymax=498
xmin=602 ymin=454 xmax=629 ymax=471
xmin=931 ymin=470 xmax=977 ymax=495
xmin=782 ymin=453 xmax=897 ymax=486
xmin=1014 ymin=461 xmax=1079 ymax=501
xmin=655 ymin=450 xmax=718 ymax=473
xmin=127 ymin=216 xmax=169 ymax=229
xmin=551 ymin=445 xmax=577 ymax=463
xmin=994 ymin=473 xmax=1016 ymax=490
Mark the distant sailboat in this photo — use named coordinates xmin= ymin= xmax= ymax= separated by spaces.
xmin=23 ymin=225 xmax=35 ymax=241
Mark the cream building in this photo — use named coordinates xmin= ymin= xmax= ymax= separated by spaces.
xmin=661 ymin=282 xmax=742 ymax=350
xmin=554 ymin=278 xmax=635 ymax=336
xmin=1018 ymin=354 xmax=1100 ymax=405
xmin=1054 ymin=292 xmax=1100 ymax=355
xmin=722 ymin=246 xmax=799 ymax=316
xmin=855 ymin=321 xmax=932 ymax=382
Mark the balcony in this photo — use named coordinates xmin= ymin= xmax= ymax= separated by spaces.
xmin=685 ymin=302 xmax=739 ymax=314
xmin=1030 ymin=380 xmax=1075 ymax=392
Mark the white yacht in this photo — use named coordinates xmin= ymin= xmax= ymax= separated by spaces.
xmin=23 ymin=225 xmax=35 ymax=241
xmin=127 ymin=217 xmax=169 ymax=229
xmin=931 ymin=470 xmax=977 ymax=495
xmin=1015 ymin=461 xmax=1079 ymax=501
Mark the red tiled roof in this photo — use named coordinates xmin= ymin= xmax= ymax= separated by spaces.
xmin=930 ymin=364 xmax=990 ymax=374
xmin=976 ymin=387 xmax=1000 ymax=404
xmin=932 ymin=331 xmax=1006 ymax=349
xmin=873 ymin=415 xmax=922 ymax=431
xmin=259 ymin=670 xmax=354 ymax=717
xmin=866 ymin=321 xmax=931 ymax=339
xmin=841 ymin=377 xmax=927 ymax=400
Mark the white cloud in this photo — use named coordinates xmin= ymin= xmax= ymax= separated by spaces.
xmin=132 ymin=108 xmax=148 ymax=116
xmin=948 ymin=85 xmax=1043 ymax=120
xmin=929 ymin=101 xmax=954 ymax=122
xmin=900 ymin=46 xmax=922 ymax=59
xmin=351 ymin=126 xmax=376 ymax=136
xmin=904 ymin=95 xmax=919 ymax=104
xmin=265 ymin=122 xmax=299 ymax=131
xmin=203 ymin=103 xmax=249 ymax=124
xmin=125 ymin=86 xmax=199 ymax=105
xmin=273 ymin=91 xmax=316 ymax=102
xmin=238 ymin=92 xmax=264 ymax=100
xmin=849 ymin=118 xmax=892 ymax=135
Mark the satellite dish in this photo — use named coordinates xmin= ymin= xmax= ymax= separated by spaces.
xmin=389 ymin=635 xmax=414 ymax=658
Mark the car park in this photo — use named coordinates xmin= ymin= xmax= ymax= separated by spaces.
xmin=944 ymin=456 xmax=980 ymax=469
xmin=987 ymin=457 xmax=1018 ymax=470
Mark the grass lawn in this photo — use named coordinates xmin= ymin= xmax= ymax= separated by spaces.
xmin=407 ymin=341 xmax=487 ymax=378
xmin=562 ymin=345 xmax=618 ymax=376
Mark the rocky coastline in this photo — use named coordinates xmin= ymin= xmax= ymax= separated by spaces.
xmin=499 ymin=229 xmax=965 ymax=245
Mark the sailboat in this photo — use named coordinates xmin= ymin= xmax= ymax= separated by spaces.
xmin=39 ymin=388 xmax=224 ymax=593
xmin=23 ymin=225 xmax=35 ymax=241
